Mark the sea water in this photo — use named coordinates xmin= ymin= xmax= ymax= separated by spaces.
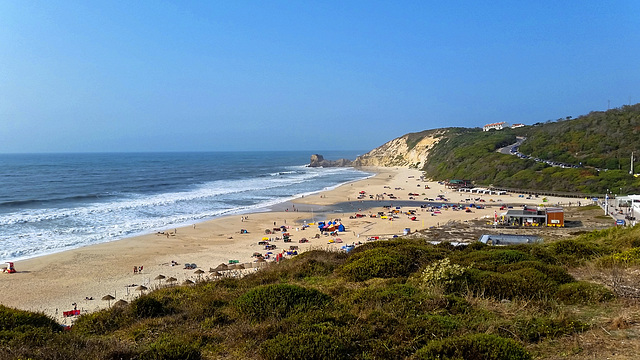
xmin=0 ymin=151 xmax=371 ymax=261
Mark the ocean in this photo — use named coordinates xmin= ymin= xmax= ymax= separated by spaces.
xmin=0 ymin=151 xmax=371 ymax=261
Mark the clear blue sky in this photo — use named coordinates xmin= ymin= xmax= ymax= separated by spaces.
xmin=1 ymin=1 xmax=639 ymax=153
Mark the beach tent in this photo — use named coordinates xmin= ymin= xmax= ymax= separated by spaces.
xmin=337 ymin=224 xmax=345 ymax=232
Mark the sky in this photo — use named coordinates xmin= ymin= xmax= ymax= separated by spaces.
xmin=1 ymin=1 xmax=639 ymax=153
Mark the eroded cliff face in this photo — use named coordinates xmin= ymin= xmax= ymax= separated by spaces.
xmin=352 ymin=129 xmax=447 ymax=168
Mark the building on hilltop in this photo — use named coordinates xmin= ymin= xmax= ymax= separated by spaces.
xmin=511 ymin=123 xmax=525 ymax=129
xmin=482 ymin=122 xmax=508 ymax=131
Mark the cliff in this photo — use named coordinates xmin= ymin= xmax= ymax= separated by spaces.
xmin=352 ymin=129 xmax=447 ymax=168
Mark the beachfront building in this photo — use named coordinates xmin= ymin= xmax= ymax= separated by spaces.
xmin=445 ymin=179 xmax=473 ymax=189
xmin=615 ymin=195 xmax=640 ymax=225
xmin=511 ymin=123 xmax=525 ymax=129
xmin=483 ymin=122 xmax=508 ymax=131
xmin=504 ymin=206 xmax=564 ymax=227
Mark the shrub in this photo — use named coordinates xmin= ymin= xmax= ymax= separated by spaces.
xmin=496 ymin=261 xmax=574 ymax=285
xmin=549 ymin=239 xmax=607 ymax=265
xmin=420 ymin=258 xmax=470 ymax=289
xmin=0 ymin=305 xmax=60 ymax=332
xmin=555 ymin=281 xmax=615 ymax=305
xmin=452 ymin=268 xmax=558 ymax=300
xmin=260 ymin=330 xmax=356 ymax=360
xmin=413 ymin=333 xmax=531 ymax=360
xmin=508 ymin=316 xmax=589 ymax=342
xmin=236 ymin=284 xmax=331 ymax=320
xmin=408 ymin=314 xmax=461 ymax=340
xmin=130 ymin=296 xmax=170 ymax=319
xmin=140 ymin=335 xmax=201 ymax=360
xmin=339 ymin=248 xmax=411 ymax=281
xmin=347 ymin=281 xmax=425 ymax=317
xmin=452 ymin=249 xmax=534 ymax=271
xmin=72 ymin=306 xmax=132 ymax=336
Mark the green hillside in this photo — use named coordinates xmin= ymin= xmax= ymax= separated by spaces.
xmin=421 ymin=105 xmax=640 ymax=194
xmin=3 ymin=223 xmax=640 ymax=359
xmin=518 ymin=104 xmax=640 ymax=170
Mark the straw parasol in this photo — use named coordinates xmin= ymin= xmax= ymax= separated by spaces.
xmin=194 ymin=269 xmax=205 ymax=275
xmin=167 ymin=277 xmax=177 ymax=286
xmin=214 ymin=263 xmax=228 ymax=271
xmin=182 ymin=279 xmax=194 ymax=286
xmin=135 ymin=285 xmax=148 ymax=295
xmin=236 ymin=263 xmax=245 ymax=269
xmin=113 ymin=299 xmax=128 ymax=307
xmin=102 ymin=294 xmax=115 ymax=307
xmin=154 ymin=274 xmax=166 ymax=281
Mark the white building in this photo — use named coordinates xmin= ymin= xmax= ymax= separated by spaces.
xmin=483 ymin=122 xmax=508 ymax=131
xmin=615 ymin=195 xmax=640 ymax=226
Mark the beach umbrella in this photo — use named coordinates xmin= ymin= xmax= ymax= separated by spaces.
xmin=214 ymin=263 xmax=228 ymax=271
xmin=228 ymin=264 xmax=237 ymax=270
xmin=194 ymin=269 xmax=205 ymax=281
xmin=236 ymin=263 xmax=245 ymax=269
xmin=212 ymin=271 xmax=223 ymax=277
xmin=182 ymin=279 xmax=194 ymax=286
xmin=102 ymin=294 xmax=115 ymax=307
xmin=135 ymin=285 xmax=148 ymax=294
xmin=154 ymin=274 xmax=166 ymax=280
xmin=167 ymin=277 xmax=177 ymax=286
xmin=113 ymin=299 xmax=128 ymax=307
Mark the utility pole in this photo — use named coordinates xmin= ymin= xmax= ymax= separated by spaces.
xmin=631 ymin=152 xmax=635 ymax=175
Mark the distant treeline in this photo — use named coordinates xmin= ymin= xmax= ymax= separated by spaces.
xmin=421 ymin=104 xmax=640 ymax=194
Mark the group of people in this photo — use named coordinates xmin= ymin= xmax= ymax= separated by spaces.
xmin=133 ymin=265 xmax=144 ymax=274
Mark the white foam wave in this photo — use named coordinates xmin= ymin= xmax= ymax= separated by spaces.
xmin=0 ymin=166 xmax=371 ymax=261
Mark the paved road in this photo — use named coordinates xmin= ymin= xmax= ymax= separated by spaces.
xmin=497 ymin=136 xmax=526 ymax=155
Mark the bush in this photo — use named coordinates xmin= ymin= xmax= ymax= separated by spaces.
xmin=130 ymin=296 xmax=170 ymax=319
xmin=72 ymin=306 xmax=132 ymax=336
xmin=140 ymin=335 xmax=201 ymax=360
xmin=339 ymin=248 xmax=412 ymax=281
xmin=413 ymin=333 xmax=531 ymax=360
xmin=555 ymin=281 xmax=615 ymax=305
xmin=508 ymin=316 xmax=589 ymax=342
xmin=496 ymin=261 xmax=574 ymax=285
xmin=549 ymin=239 xmax=607 ymax=265
xmin=236 ymin=284 xmax=331 ymax=320
xmin=0 ymin=305 xmax=60 ymax=332
xmin=452 ymin=268 xmax=558 ymax=300
xmin=260 ymin=329 xmax=356 ymax=360
xmin=452 ymin=249 xmax=534 ymax=271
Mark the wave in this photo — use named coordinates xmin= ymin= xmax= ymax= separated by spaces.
xmin=0 ymin=193 xmax=118 ymax=207
xmin=0 ymin=166 xmax=371 ymax=261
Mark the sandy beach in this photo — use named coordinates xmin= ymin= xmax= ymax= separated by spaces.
xmin=0 ymin=167 xmax=581 ymax=324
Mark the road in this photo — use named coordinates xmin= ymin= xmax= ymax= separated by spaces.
xmin=497 ymin=136 xmax=526 ymax=155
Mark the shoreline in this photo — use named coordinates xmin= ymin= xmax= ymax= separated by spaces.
xmin=0 ymin=167 xmax=583 ymax=324
xmin=3 ymin=166 xmax=376 ymax=264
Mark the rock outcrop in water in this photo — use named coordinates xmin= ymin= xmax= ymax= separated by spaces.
xmin=308 ymin=154 xmax=353 ymax=167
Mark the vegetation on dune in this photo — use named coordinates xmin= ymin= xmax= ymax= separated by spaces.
xmin=3 ymin=225 xmax=640 ymax=359
xmin=420 ymin=104 xmax=640 ymax=194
